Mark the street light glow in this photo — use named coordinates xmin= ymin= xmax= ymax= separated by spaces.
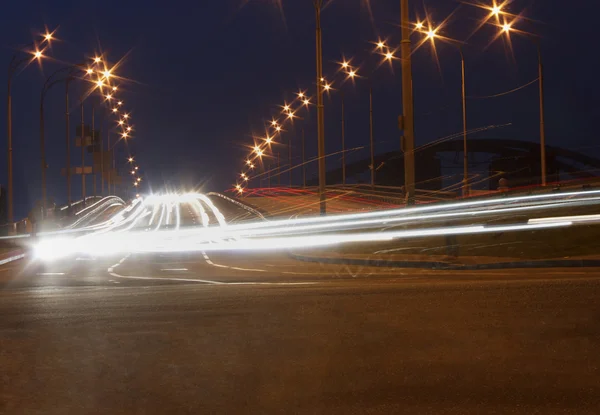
xmin=93 ymin=57 xmax=102 ymax=64
xmin=127 ymin=126 xmax=132 ymax=132
xmin=427 ymin=29 xmax=437 ymax=39
xmin=275 ymin=126 xmax=281 ymax=132
xmin=265 ymin=136 xmax=273 ymax=144
xmin=44 ymin=33 xmax=53 ymax=42
xmin=123 ymin=113 xmax=129 ymax=119
xmin=341 ymin=61 xmax=349 ymax=69
xmin=102 ymin=70 xmax=112 ymax=79
xmin=385 ymin=52 xmax=394 ymax=60
xmin=303 ymin=98 xmax=310 ymax=106
xmin=246 ymin=160 xmax=252 ymax=166
xmin=33 ymin=51 xmax=43 ymax=59
xmin=376 ymin=41 xmax=385 ymax=49
xmin=112 ymin=86 xmax=118 ymax=91
xmin=415 ymin=22 xmax=424 ymax=30
xmin=297 ymin=91 xmax=304 ymax=98
xmin=86 ymin=68 xmax=93 ymax=75
xmin=119 ymin=120 xmax=124 ymax=125
xmin=112 ymin=108 xmax=118 ymax=113
xmin=117 ymin=101 xmax=123 ymax=106
xmin=492 ymin=5 xmax=501 ymax=15
xmin=502 ymin=22 xmax=512 ymax=33
xmin=96 ymin=80 xmax=105 ymax=88
xmin=105 ymin=94 xmax=113 ymax=100
xmin=348 ymin=70 xmax=356 ymax=78
xmin=324 ymin=83 xmax=331 ymax=91
xmin=122 ymin=132 xmax=128 ymax=139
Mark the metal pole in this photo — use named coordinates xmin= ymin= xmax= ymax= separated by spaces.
xmin=92 ymin=105 xmax=96 ymax=198
xmin=302 ymin=127 xmax=306 ymax=188
xmin=341 ymin=90 xmax=346 ymax=185
xmin=107 ymin=132 xmax=111 ymax=195
xmin=538 ymin=44 xmax=546 ymax=186
xmin=7 ymin=76 xmax=13 ymax=224
xmin=277 ymin=152 xmax=281 ymax=186
xmin=66 ymin=80 xmax=71 ymax=209
xmin=112 ymin=139 xmax=116 ymax=195
xmin=40 ymin=92 xmax=47 ymax=216
xmin=369 ymin=86 xmax=375 ymax=188
xmin=400 ymin=0 xmax=416 ymax=203
xmin=460 ymin=48 xmax=469 ymax=196
xmin=288 ymin=133 xmax=292 ymax=187
xmin=80 ymin=99 xmax=86 ymax=205
xmin=314 ymin=0 xmax=326 ymax=215
xmin=100 ymin=113 xmax=105 ymax=195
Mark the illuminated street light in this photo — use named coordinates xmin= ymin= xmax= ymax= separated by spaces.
xmin=123 ymin=113 xmax=129 ymax=119
xmin=297 ymin=91 xmax=304 ymax=98
xmin=96 ymin=80 xmax=104 ymax=88
xmin=112 ymin=108 xmax=118 ymax=113
xmin=246 ymin=159 xmax=252 ymax=166
xmin=128 ymin=157 xmax=134 ymax=163
xmin=348 ymin=70 xmax=356 ymax=78
xmin=34 ymin=51 xmax=43 ymax=59
xmin=256 ymin=149 xmax=264 ymax=157
xmin=105 ymin=94 xmax=113 ymax=100
xmin=415 ymin=22 xmax=424 ymax=30
xmin=122 ymin=132 xmax=128 ymax=139
xmin=492 ymin=5 xmax=501 ymax=16
xmin=135 ymin=166 xmax=139 ymax=170
xmin=250 ymin=163 xmax=255 ymax=169
xmin=287 ymin=112 xmax=295 ymax=119
xmin=118 ymin=120 xmax=124 ymax=125
xmin=324 ymin=83 xmax=331 ymax=91
xmin=44 ymin=33 xmax=53 ymax=42
xmin=265 ymin=135 xmax=273 ymax=144
xmin=112 ymin=86 xmax=118 ymax=91
xmin=303 ymin=98 xmax=310 ymax=106
xmin=86 ymin=68 xmax=93 ymax=75
xmin=131 ymin=170 xmax=135 ymax=175
xmin=275 ymin=126 xmax=281 ymax=132
xmin=93 ymin=57 xmax=102 ymax=64
xmin=134 ymin=182 xmax=138 ymax=187
xmin=502 ymin=22 xmax=511 ymax=33
xmin=127 ymin=126 xmax=132 ymax=132
xmin=426 ymin=30 xmax=437 ymax=39
xmin=117 ymin=101 xmax=123 ymax=106
xmin=341 ymin=61 xmax=349 ymax=69
xmin=385 ymin=52 xmax=394 ymax=61
xmin=376 ymin=41 xmax=386 ymax=49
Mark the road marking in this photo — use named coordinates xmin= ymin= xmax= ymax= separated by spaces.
xmin=161 ymin=268 xmax=188 ymax=271
xmin=0 ymin=254 xmax=25 ymax=266
xmin=37 ymin=272 xmax=66 ymax=276
xmin=107 ymin=253 xmax=314 ymax=286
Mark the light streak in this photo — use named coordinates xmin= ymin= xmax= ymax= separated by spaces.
xmin=30 ymin=189 xmax=600 ymax=262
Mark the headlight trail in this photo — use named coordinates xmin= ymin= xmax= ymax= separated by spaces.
xmin=30 ymin=189 xmax=600 ymax=261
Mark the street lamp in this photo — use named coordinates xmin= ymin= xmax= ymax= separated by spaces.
xmin=418 ymin=26 xmax=470 ymax=196
xmin=6 ymin=33 xmax=52 ymax=224
xmin=39 ymin=63 xmax=85 ymax=215
xmin=400 ymin=0 xmax=416 ymax=204
xmin=500 ymin=22 xmax=547 ymax=186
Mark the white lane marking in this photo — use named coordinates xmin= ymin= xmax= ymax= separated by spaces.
xmin=161 ymin=268 xmax=189 ymax=271
xmin=200 ymin=250 xmax=266 ymax=272
xmin=37 ymin=272 xmax=66 ymax=276
xmin=76 ymin=257 xmax=96 ymax=261
xmin=107 ymin=253 xmax=313 ymax=286
xmin=0 ymin=254 xmax=25 ymax=265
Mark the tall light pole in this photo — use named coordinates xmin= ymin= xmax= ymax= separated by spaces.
xmin=501 ymin=23 xmax=546 ymax=186
xmin=40 ymin=64 xmax=82 ymax=216
xmin=400 ymin=0 xmax=416 ymax=203
xmin=422 ymin=29 xmax=470 ymax=196
xmin=369 ymin=86 xmax=375 ymax=188
xmin=341 ymin=90 xmax=346 ymax=185
xmin=314 ymin=0 xmax=327 ymax=214
xmin=7 ymin=38 xmax=49 ymax=224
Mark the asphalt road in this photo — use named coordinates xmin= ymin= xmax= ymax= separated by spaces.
xmin=1 ymin=196 xmax=600 ymax=414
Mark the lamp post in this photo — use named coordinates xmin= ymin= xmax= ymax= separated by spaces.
xmin=400 ymin=0 xmax=416 ymax=203
xmin=420 ymin=30 xmax=470 ymax=196
xmin=40 ymin=64 xmax=83 ymax=216
xmin=314 ymin=0 xmax=327 ymax=214
xmin=501 ymin=23 xmax=546 ymax=186
xmin=7 ymin=37 xmax=50 ymax=223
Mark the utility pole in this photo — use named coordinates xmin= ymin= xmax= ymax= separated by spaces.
xmin=80 ymin=99 xmax=86 ymax=205
xmin=65 ymin=80 xmax=71 ymax=210
xmin=314 ymin=0 xmax=326 ymax=214
xmin=400 ymin=0 xmax=416 ymax=203
xmin=341 ymin=90 xmax=346 ymax=185
xmin=288 ymin=133 xmax=292 ymax=187
xmin=537 ymin=44 xmax=546 ymax=186
xmin=92 ymin=105 xmax=96 ymax=198
xmin=369 ymin=86 xmax=375 ymax=188
xmin=302 ymin=127 xmax=306 ymax=188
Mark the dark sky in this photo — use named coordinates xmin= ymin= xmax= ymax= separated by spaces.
xmin=1 ymin=0 xmax=599 ymax=217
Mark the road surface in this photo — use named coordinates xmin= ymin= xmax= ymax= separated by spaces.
xmin=1 ymin=194 xmax=600 ymax=414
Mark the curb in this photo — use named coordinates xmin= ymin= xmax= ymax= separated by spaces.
xmin=288 ymin=253 xmax=600 ymax=270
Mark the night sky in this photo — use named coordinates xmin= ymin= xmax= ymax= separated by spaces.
xmin=1 ymin=0 xmax=598 ymax=218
